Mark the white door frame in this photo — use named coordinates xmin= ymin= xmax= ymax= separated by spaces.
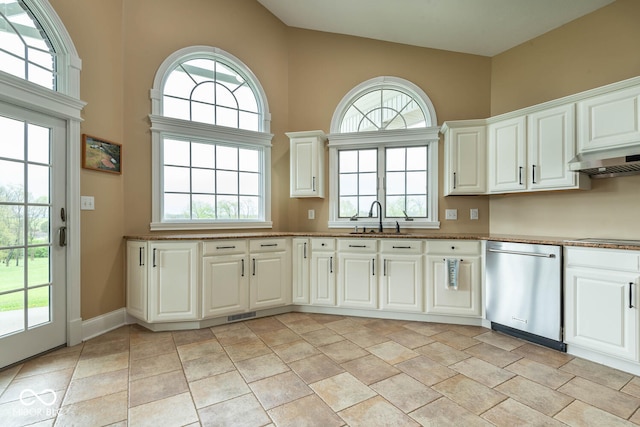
xmin=0 ymin=0 xmax=86 ymax=346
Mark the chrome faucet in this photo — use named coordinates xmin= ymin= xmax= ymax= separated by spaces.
xmin=368 ymin=200 xmax=383 ymax=232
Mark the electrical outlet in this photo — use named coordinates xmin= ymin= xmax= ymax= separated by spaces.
xmin=470 ymin=208 xmax=479 ymax=220
xmin=308 ymin=209 xmax=315 ymax=220
xmin=81 ymin=196 xmax=95 ymax=210
xmin=445 ymin=209 xmax=457 ymax=220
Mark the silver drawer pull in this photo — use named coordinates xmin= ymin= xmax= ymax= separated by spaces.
xmin=349 ymin=244 xmax=367 ymax=248
xmin=260 ymin=243 xmax=278 ymax=247
xmin=216 ymin=245 xmax=236 ymax=249
xmin=488 ymin=248 xmax=556 ymax=258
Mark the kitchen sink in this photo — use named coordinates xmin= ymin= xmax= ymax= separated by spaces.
xmin=348 ymin=231 xmax=406 ymax=235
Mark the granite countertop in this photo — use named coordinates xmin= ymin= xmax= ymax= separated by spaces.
xmin=123 ymin=232 xmax=640 ymax=251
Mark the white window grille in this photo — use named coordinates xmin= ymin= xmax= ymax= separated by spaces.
xmin=329 ymin=77 xmax=440 ymax=229
xmin=150 ymin=46 xmax=273 ymax=230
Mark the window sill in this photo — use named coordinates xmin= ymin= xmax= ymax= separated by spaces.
xmin=150 ymin=221 xmax=273 ymax=231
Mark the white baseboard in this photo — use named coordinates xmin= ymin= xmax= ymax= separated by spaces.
xmin=81 ymin=308 xmax=128 ymax=341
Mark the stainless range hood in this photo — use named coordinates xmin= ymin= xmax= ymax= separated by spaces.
xmin=569 ymin=146 xmax=640 ymax=178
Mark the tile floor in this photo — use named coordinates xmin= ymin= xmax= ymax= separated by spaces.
xmin=2 ymin=312 xmax=640 ymax=426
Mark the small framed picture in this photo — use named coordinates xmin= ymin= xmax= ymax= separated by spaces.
xmin=82 ymin=134 xmax=122 ymax=174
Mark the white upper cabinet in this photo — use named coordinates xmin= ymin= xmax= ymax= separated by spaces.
xmin=287 ymin=130 xmax=327 ymax=198
xmin=528 ymin=104 xmax=587 ymax=190
xmin=441 ymin=122 xmax=486 ymax=195
xmin=577 ymin=84 xmax=640 ymax=153
xmin=488 ymin=116 xmax=527 ymax=193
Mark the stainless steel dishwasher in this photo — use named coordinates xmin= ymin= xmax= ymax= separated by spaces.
xmin=486 ymin=241 xmax=565 ymax=351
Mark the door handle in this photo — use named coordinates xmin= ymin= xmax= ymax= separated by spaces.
xmin=58 ymin=226 xmax=67 ymax=247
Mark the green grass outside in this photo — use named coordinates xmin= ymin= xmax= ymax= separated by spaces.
xmin=0 ymin=257 xmax=50 ymax=312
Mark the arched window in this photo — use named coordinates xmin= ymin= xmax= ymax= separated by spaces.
xmin=328 ymin=77 xmax=440 ymax=228
xmin=150 ymin=46 xmax=273 ymax=230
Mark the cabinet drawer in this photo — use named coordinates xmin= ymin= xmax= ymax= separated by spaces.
xmin=338 ymin=239 xmax=377 ymax=253
xmin=565 ymin=247 xmax=640 ymax=272
xmin=428 ymin=240 xmax=481 ymax=255
xmin=312 ymin=238 xmax=335 ymax=251
xmin=250 ymin=238 xmax=288 ymax=252
xmin=202 ymin=240 xmax=247 ymax=256
xmin=379 ymin=240 xmax=423 ymax=254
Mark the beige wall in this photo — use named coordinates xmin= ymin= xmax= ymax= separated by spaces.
xmin=489 ymin=0 xmax=640 ymax=239
xmin=49 ymin=0 xmax=125 ymax=319
xmin=46 ymin=0 xmax=638 ymax=321
xmin=286 ymin=28 xmax=492 ymax=234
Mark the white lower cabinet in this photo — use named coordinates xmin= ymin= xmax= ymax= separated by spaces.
xmin=148 ymin=241 xmax=199 ymax=322
xmin=426 ymin=241 xmax=482 ymax=317
xmin=565 ymin=247 xmax=640 ymax=362
xmin=249 ymin=239 xmax=291 ymax=310
xmin=310 ymin=238 xmax=336 ymax=306
xmin=292 ymin=238 xmax=310 ymax=304
xmin=126 ymin=240 xmax=148 ymax=321
xmin=380 ymin=240 xmax=423 ymax=312
xmin=338 ymin=239 xmax=378 ymax=309
xmin=202 ymin=254 xmax=248 ymax=318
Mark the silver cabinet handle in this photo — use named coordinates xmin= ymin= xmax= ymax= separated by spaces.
xmin=303 ymin=242 xmax=307 ymax=259
xmin=139 ymin=247 xmax=144 ymax=266
xmin=312 ymin=176 xmax=316 ymax=192
xmin=252 ymin=258 xmax=256 ymax=276
xmin=153 ymin=248 xmax=157 ymax=267
xmin=349 ymin=244 xmax=367 ymax=248
xmin=241 ymin=259 xmax=245 ymax=277
xmin=261 ymin=243 xmax=278 ymax=247
xmin=330 ymin=256 xmax=333 ymax=273
xmin=216 ymin=245 xmax=236 ymax=250
xmin=453 ymin=172 xmax=457 ymax=189
xmin=383 ymin=259 xmax=387 ymax=276
xmin=372 ymin=258 xmax=375 ymax=276
xmin=630 ymin=282 xmax=635 ymax=309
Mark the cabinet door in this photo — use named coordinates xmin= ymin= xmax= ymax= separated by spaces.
xmin=446 ymin=126 xmax=486 ymax=195
xmin=250 ymin=251 xmax=291 ymax=309
xmin=202 ymin=254 xmax=248 ymax=318
xmin=289 ymin=135 xmax=324 ymax=198
xmin=292 ymin=238 xmax=310 ymax=304
xmin=426 ymin=256 xmax=481 ymax=317
xmin=528 ymin=104 xmax=577 ymax=190
xmin=577 ymin=85 xmax=640 ymax=152
xmin=488 ymin=116 xmax=526 ymax=193
xmin=148 ymin=242 xmax=199 ymax=322
xmin=338 ymin=254 xmax=377 ymax=309
xmin=565 ymin=267 xmax=638 ymax=361
xmin=381 ymin=254 xmax=423 ymax=312
xmin=126 ymin=241 xmax=148 ymax=321
xmin=311 ymin=252 xmax=336 ymax=306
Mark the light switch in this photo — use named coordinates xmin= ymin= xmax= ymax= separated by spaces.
xmin=81 ymin=196 xmax=95 ymax=210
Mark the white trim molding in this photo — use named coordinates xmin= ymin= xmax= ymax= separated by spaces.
xmin=1 ymin=0 xmax=85 ymax=347
xmin=82 ymin=308 xmax=128 ymax=341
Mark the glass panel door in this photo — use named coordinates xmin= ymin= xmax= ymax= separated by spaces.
xmin=0 ymin=102 xmax=66 ymax=368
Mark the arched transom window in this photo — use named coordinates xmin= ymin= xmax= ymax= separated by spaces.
xmin=329 ymin=76 xmax=440 ymax=229
xmin=0 ymin=0 xmax=55 ymax=89
xmin=162 ymin=57 xmax=260 ymax=131
xmin=150 ymin=46 xmax=273 ymax=230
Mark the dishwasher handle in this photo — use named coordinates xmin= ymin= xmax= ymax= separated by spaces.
xmin=488 ymin=248 xmax=556 ymax=258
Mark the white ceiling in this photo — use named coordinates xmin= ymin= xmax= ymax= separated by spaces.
xmin=257 ymin=0 xmax=615 ymax=57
